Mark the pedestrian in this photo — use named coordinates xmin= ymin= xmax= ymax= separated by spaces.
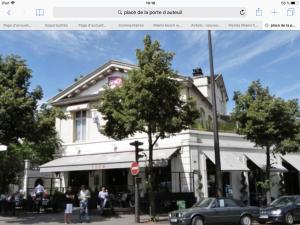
xmin=64 ymin=187 xmax=74 ymax=224
xmin=78 ymin=185 xmax=90 ymax=223
xmin=98 ymin=186 xmax=109 ymax=211
xmin=34 ymin=182 xmax=45 ymax=213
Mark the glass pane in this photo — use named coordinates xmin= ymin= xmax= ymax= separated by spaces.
xmin=81 ymin=114 xmax=86 ymax=140
xmin=76 ymin=118 xmax=81 ymax=141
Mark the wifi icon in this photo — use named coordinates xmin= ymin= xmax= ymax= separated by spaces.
xmin=11 ymin=1 xmax=15 ymax=4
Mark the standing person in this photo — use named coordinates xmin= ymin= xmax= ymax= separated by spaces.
xmin=64 ymin=187 xmax=74 ymax=224
xmin=78 ymin=185 xmax=91 ymax=223
xmin=34 ymin=182 xmax=45 ymax=213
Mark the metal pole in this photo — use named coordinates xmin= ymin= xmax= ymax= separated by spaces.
xmin=135 ymin=176 xmax=140 ymax=223
xmin=208 ymin=30 xmax=223 ymax=197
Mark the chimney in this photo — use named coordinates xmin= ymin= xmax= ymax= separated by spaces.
xmin=192 ymin=67 xmax=203 ymax=76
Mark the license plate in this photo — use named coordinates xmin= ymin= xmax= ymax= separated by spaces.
xmin=170 ymin=218 xmax=178 ymax=223
xmin=259 ymin=215 xmax=268 ymax=219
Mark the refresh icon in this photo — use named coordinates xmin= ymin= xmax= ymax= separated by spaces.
xmin=240 ymin=9 xmax=246 ymax=15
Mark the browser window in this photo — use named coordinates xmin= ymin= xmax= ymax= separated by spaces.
xmin=0 ymin=0 xmax=299 ymax=220
xmin=0 ymin=0 xmax=299 ymax=29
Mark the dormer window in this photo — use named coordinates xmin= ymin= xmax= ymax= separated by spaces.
xmin=75 ymin=110 xmax=86 ymax=141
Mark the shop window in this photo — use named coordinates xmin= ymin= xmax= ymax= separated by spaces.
xmin=74 ymin=110 xmax=86 ymax=141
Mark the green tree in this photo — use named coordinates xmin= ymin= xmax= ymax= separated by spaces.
xmin=232 ymin=80 xmax=300 ymax=204
xmin=0 ymin=55 xmax=63 ymax=191
xmin=97 ymin=35 xmax=199 ymax=217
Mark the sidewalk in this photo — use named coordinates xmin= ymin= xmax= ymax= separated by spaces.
xmin=0 ymin=209 xmax=169 ymax=225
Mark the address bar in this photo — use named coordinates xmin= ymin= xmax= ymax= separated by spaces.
xmin=53 ymin=7 xmax=247 ymax=18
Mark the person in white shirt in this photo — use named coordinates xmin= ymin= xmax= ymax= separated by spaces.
xmin=34 ymin=184 xmax=45 ymax=195
xmin=98 ymin=187 xmax=109 ymax=209
xmin=34 ymin=182 xmax=45 ymax=213
xmin=78 ymin=185 xmax=90 ymax=223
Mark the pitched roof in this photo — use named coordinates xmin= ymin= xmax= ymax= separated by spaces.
xmin=49 ymin=60 xmax=137 ymax=104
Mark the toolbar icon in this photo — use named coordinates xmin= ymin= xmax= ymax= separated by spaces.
xmin=36 ymin=8 xmax=44 ymax=16
xmin=287 ymin=8 xmax=295 ymax=16
xmin=256 ymin=8 xmax=263 ymax=16
xmin=272 ymin=9 xmax=279 ymax=16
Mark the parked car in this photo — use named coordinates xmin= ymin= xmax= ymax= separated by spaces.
xmin=258 ymin=195 xmax=300 ymax=225
xmin=168 ymin=197 xmax=259 ymax=225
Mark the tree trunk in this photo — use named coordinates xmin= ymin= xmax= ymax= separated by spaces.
xmin=148 ymin=132 xmax=156 ymax=219
xmin=265 ymin=146 xmax=272 ymax=205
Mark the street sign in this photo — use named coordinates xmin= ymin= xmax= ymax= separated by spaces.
xmin=0 ymin=145 xmax=7 ymax=152
xmin=130 ymin=161 xmax=140 ymax=176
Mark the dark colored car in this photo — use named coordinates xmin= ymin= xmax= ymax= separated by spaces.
xmin=168 ymin=197 xmax=259 ymax=225
xmin=258 ymin=195 xmax=300 ymax=225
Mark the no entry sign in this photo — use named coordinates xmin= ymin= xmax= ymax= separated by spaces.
xmin=131 ymin=161 xmax=140 ymax=176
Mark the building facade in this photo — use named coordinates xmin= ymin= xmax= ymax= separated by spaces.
xmin=39 ymin=60 xmax=300 ymax=205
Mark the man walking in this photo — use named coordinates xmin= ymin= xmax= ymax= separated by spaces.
xmin=78 ymin=185 xmax=90 ymax=223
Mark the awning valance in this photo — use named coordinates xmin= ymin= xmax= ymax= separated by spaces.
xmin=66 ymin=103 xmax=89 ymax=112
xmin=40 ymin=148 xmax=178 ymax=173
xmin=281 ymin=154 xmax=300 ymax=171
xmin=245 ymin=152 xmax=287 ymax=172
xmin=203 ymin=151 xmax=249 ymax=171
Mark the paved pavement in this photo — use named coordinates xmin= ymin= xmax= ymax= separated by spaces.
xmin=0 ymin=208 xmax=169 ymax=225
xmin=1 ymin=210 xmax=300 ymax=225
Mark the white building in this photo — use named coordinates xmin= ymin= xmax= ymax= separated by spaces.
xmin=39 ymin=60 xmax=300 ymax=206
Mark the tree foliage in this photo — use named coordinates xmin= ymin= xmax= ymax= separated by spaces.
xmin=0 ymin=55 xmax=63 ymax=192
xmin=232 ymin=80 xmax=300 ymax=204
xmin=98 ymin=35 xmax=199 ymax=216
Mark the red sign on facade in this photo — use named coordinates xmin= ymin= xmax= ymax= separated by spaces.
xmin=130 ymin=161 xmax=140 ymax=176
xmin=108 ymin=76 xmax=123 ymax=87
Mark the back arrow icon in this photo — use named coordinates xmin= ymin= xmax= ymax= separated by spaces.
xmin=7 ymin=10 xmax=11 ymax=15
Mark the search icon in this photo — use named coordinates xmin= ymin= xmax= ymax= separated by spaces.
xmin=118 ymin=10 xmax=123 ymax=15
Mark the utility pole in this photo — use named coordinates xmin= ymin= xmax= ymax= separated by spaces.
xmin=130 ymin=141 xmax=143 ymax=223
xmin=208 ymin=30 xmax=223 ymax=197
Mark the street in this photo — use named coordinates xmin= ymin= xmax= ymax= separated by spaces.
xmin=1 ymin=210 xmax=300 ymax=225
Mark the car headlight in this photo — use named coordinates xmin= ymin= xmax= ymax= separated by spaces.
xmin=178 ymin=212 xmax=186 ymax=218
xmin=168 ymin=213 xmax=172 ymax=218
xmin=271 ymin=209 xmax=282 ymax=215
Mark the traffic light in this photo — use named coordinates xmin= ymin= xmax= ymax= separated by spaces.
xmin=130 ymin=141 xmax=144 ymax=162
xmin=135 ymin=146 xmax=144 ymax=162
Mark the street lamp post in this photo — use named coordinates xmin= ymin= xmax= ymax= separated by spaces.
xmin=208 ymin=30 xmax=223 ymax=197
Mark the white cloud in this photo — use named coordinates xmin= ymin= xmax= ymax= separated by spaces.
xmin=262 ymin=48 xmax=300 ymax=68
xmin=0 ymin=31 xmax=110 ymax=59
xmin=276 ymin=82 xmax=300 ymax=97
xmin=216 ymin=32 xmax=300 ymax=71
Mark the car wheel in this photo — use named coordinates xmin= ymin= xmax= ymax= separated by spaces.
xmin=285 ymin=212 xmax=294 ymax=225
xmin=192 ymin=216 xmax=203 ymax=225
xmin=240 ymin=215 xmax=252 ymax=225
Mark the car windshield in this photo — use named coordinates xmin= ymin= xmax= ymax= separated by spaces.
xmin=193 ymin=198 xmax=214 ymax=208
xmin=271 ymin=197 xmax=296 ymax=207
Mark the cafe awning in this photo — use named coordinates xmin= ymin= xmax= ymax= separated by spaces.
xmin=281 ymin=154 xmax=300 ymax=171
xmin=245 ymin=152 xmax=287 ymax=172
xmin=203 ymin=151 xmax=249 ymax=171
xmin=40 ymin=148 xmax=178 ymax=173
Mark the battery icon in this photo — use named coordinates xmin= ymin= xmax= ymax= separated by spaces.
xmin=291 ymin=1 xmax=296 ymax=4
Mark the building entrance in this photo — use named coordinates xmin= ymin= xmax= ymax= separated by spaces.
xmin=104 ymin=169 xmax=128 ymax=194
xmin=69 ymin=171 xmax=89 ymax=192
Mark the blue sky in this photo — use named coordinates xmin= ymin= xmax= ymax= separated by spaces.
xmin=0 ymin=31 xmax=299 ymax=113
